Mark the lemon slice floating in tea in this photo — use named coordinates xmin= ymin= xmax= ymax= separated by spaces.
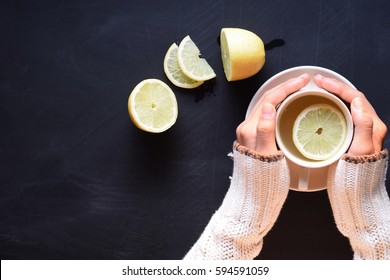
xmin=128 ymin=79 xmax=178 ymax=133
xmin=292 ymin=104 xmax=347 ymax=160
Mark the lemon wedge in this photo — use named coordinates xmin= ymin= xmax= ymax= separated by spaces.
xmin=164 ymin=43 xmax=204 ymax=89
xmin=128 ymin=79 xmax=178 ymax=133
xmin=177 ymin=35 xmax=216 ymax=81
xmin=220 ymin=28 xmax=265 ymax=81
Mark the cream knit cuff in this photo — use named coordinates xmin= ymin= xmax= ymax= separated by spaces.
xmin=327 ymin=149 xmax=390 ymax=259
xmin=184 ymin=142 xmax=289 ymax=259
xmin=220 ymin=142 xmax=289 ymax=231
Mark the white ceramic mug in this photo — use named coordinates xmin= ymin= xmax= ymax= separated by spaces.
xmin=275 ymin=80 xmax=354 ymax=189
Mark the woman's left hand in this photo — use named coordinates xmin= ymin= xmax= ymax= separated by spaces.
xmin=314 ymin=74 xmax=387 ymax=156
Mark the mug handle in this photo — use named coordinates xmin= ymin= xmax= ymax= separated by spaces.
xmin=292 ymin=76 xmax=330 ymax=191
xmin=298 ymin=167 xmax=310 ymax=191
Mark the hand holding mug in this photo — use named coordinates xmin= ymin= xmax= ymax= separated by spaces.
xmin=236 ymin=74 xmax=310 ymax=154
xmin=237 ymin=72 xmax=387 ymax=159
xmin=314 ymin=74 xmax=387 ymax=156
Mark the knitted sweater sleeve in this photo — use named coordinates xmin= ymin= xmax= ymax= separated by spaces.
xmin=184 ymin=141 xmax=290 ymax=260
xmin=327 ymin=150 xmax=390 ymax=259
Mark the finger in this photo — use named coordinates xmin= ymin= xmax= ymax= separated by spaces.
xmin=348 ymin=97 xmax=375 ymax=156
xmin=239 ymin=73 xmax=309 ymax=150
xmin=313 ymin=74 xmax=364 ymax=104
xmin=255 ymin=103 xmax=278 ymax=153
xmin=314 ymin=74 xmax=387 ymax=152
xmin=262 ymin=73 xmax=311 ymax=106
xmin=247 ymin=73 xmax=310 ymax=124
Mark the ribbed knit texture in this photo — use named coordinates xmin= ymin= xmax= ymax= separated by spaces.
xmin=327 ymin=150 xmax=390 ymax=259
xmin=184 ymin=142 xmax=290 ymax=259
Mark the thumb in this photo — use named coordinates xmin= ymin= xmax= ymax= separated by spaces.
xmin=255 ymin=103 xmax=278 ymax=154
xmin=348 ymin=97 xmax=374 ymax=156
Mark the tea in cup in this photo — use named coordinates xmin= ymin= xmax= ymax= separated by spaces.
xmin=276 ymin=89 xmax=354 ymax=188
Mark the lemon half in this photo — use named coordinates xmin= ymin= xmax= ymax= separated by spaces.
xmin=220 ymin=28 xmax=265 ymax=81
xmin=292 ymin=104 xmax=347 ymax=160
xmin=128 ymin=79 xmax=178 ymax=133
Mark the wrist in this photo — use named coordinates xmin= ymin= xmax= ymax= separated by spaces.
xmin=327 ymin=149 xmax=389 ymax=232
xmin=341 ymin=149 xmax=388 ymax=164
xmin=233 ymin=140 xmax=284 ymax=162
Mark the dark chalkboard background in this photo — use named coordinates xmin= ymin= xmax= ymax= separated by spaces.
xmin=1 ymin=0 xmax=390 ymax=260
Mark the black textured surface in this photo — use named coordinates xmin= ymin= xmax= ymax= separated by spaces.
xmin=1 ymin=0 xmax=390 ymax=260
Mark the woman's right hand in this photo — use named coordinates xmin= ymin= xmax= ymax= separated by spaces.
xmin=236 ymin=73 xmax=310 ymax=154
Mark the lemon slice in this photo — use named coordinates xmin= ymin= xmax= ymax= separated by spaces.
xmin=292 ymin=104 xmax=347 ymax=160
xmin=164 ymin=43 xmax=204 ymax=89
xmin=220 ymin=28 xmax=265 ymax=81
xmin=128 ymin=79 xmax=178 ymax=133
xmin=177 ymin=35 xmax=216 ymax=81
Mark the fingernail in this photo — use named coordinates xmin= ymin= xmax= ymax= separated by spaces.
xmin=314 ymin=74 xmax=323 ymax=80
xmin=298 ymin=73 xmax=309 ymax=79
xmin=262 ymin=103 xmax=275 ymax=118
xmin=353 ymin=97 xmax=364 ymax=111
